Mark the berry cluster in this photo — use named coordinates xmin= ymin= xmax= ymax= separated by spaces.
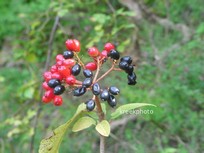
xmin=41 ymin=39 xmax=137 ymax=109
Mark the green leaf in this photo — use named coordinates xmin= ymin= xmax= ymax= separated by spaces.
xmin=72 ymin=116 xmax=96 ymax=132
xmin=38 ymin=103 xmax=86 ymax=153
xmin=95 ymin=120 xmax=110 ymax=137
xmin=111 ymin=103 xmax=156 ymax=119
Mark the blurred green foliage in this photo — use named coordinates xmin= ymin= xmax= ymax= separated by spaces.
xmin=0 ymin=0 xmax=203 ymax=153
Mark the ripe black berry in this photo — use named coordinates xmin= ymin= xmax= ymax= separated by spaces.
xmin=119 ymin=61 xmax=129 ymax=70
xmin=108 ymin=49 xmax=120 ymax=60
xmin=73 ymin=87 xmax=86 ymax=96
xmin=54 ymin=85 xmax=65 ymax=95
xmin=128 ymin=72 xmax=137 ymax=80
xmin=92 ymin=83 xmax=101 ymax=95
xmin=48 ymin=79 xmax=61 ymax=88
xmin=82 ymin=78 xmax=92 ymax=88
xmin=83 ymin=69 xmax=93 ymax=78
xmin=100 ymin=89 xmax=110 ymax=101
xmin=109 ymin=86 xmax=120 ymax=95
xmin=107 ymin=95 xmax=117 ymax=107
xmin=120 ymin=56 xmax=132 ymax=64
xmin=125 ymin=65 xmax=134 ymax=74
xmin=72 ymin=64 xmax=81 ymax=76
xmin=85 ymin=99 xmax=95 ymax=111
xmin=63 ymin=50 xmax=74 ymax=59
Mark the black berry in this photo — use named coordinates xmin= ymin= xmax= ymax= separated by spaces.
xmin=83 ymin=69 xmax=93 ymax=78
xmin=109 ymin=86 xmax=120 ymax=95
xmin=107 ymin=95 xmax=117 ymax=107
xmin=108 ymin=49 xmax=120 ymax=60
xmin=128 ymin=72 xmax=137 ymax=80
xmin=85 ymin=99 xmax=95 ymax=111
xmin=82 ymin=78 xmax=92 ymax=88
xmin=72 ymin=64 xmax=81 ymax=76
xmin=120 ymin=56 xmax=132 ymax=64
xmin=92 ymin=83 xmax=101 ymax=95
xmin=73 ymin=87 xmax=86 ymax=96
xmin=119 ymin=61 xmax=129 ymax=70
xmin=48 ymin=79 xmax=61 ymax=88
xmin=125 ymin=65 xmax=134 ymax=74
xmin=63 ymin=50 xmax=74 ymax=59
xmin=100 ymin=89 xmax=110 ymax=101
xmin=54 ymin=85 xmax=65 ymax=95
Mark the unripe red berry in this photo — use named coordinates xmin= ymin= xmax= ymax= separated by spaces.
xmin=56 ymin=54 xmax=64 ymax=62
xmin=104 ymin=42 xmax=115 ymax=52
xmin=44 ymin=89 xmax=55 ymax=99
xmin=53 ymin=96 xmax=63 ymax=106
xmin=88 ymin=47 xmax=100 ymax=57
xmin=66 ymin=75 xmax=76 ymax=85
xmin=85 ymin=62 xmax=97 ymax=71
xmin=50 ymin=65 xmax=58 ymax=73
xmin=100 ymin=50 xmax=108 ymax=58
xmin=43 ymin=71 xmax=52 ymax=82
xmin=65 ymin=39 xmax=80 ymax=52
xmin=51 ymin=72 xmax=63 ymax=81
xmin=63 ymin=59 xmax=76 ymax=68
xmin=58 ymin=65 xmax=71 ymax=77
xmin=56 ymin=60 xmax=63 ymax=67
xmin=42 ymin=82 xmax=52 ymax=90
xmin=42 ymin=95 xmax=52 ymax=103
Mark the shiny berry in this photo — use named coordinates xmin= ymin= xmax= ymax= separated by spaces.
xmin=82 ymin=78 xmax=92 ymax=88
xmin=104 ymin=43 xmax=115 ymax=52
xmin=71 ymin=64 xmax=81 ymax=76
xmin=48 ymin=79 xmax=61 ymax=88
xmin=109 ymin=86 xmax=120 ymax=95
xmin=53 ymin=96 xmax=63 ymax=106
xmin=51 ymin=73 xmax=63 ymax=81
xmin=42 ymin=96 xmax=52 ymax=103
xmin=108 ymin=49 xmax=120 ymax=60
xmin=66 ymin=75 xmax=76 ymax=85
xmin=44 ymin=90 xmax=55 ymax=99
xmin=63 ymin=50 xmax=74 ymax=59
xmin=100 ymin=89 xmax=110 ymax=101
xmin=54 ymin=85 xmax=65 ymax=95
xmin=58 ymin=65 xmax=71 ymax=77
xmin=83 ymin=69 xmax=93 ymax=78
xmin=119 ymin=61 xmax=129 ymax=70
xmin=92 ymin=83 xmax=101 ymax=95
xmin=100 ymin=50 xmax=108 ymax=59
xmin=85 ymin=62 xmax=97 ymax=71
xmin=120 ymin=56 xmax=132 ymax=64
xmin=107 ymin=95 xmax=117 ymax=107
xmin=42 ymin=82 xmax=52 ymax=90
xmin=63 ymin=59 xmax=76 ymax=68
xmin=65 ymin=39 xmax=80 ymax=52
xmin=43 ymin=71 xmax=52 ymax=81
xmin=128 ymin=72 xmax=137 ymax=80
xmin=56 ymin=54 xmax=64 ymax=62
xmin=50 ymin=65 xmax=58 ymax=73
xmin=125 ymin=65 xmax=134 ymax=74
xmin=73 ymin=87 xmax=86 ymax=96
xmin=85 ymin=99 xmax=95 ymax=111
xmin=56 ymin=60 xmax=63 ymax=67
xmin=88 ymin=47 xmax=100 ymax=57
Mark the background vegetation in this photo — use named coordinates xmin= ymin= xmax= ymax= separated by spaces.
xmin=0 ymin=0 xmax=203 ymax=153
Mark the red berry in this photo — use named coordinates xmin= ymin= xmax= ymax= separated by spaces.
xmin=56 ymin=54 xmax=64 ymax=62
xmin=50 ymin=65 xmax=58 ymax=73
xmin=42 ymin=82 xmax=52 ymax=90
xmin=63 ymin=59 xmax=76 ymax=68
xmin=51 ymin=72 xmax=63 ymax=81
xmin=58 ymin=65 xmax=71 ymax=77
xmin=56 ymin=60 xmax=63 ymax=67
xmin=44 ymin=89 xmax=55 ymax=99
xmin=65 ymin=39 xmax=80 ymax=52
xmin=85 ymin=62 xmax=97 ymax=71
xmin=53 ymin=96 xmax=63 ymax=106
xmin=42 ymin=95 xmax=52 ymax=103
xmin=43 ymin=71 xmax=52 ymax=82
xmin=100 ymin=50 xmax=108 ymax=59
xmin=104 ymin=43 xmax=115 ymax=52
xmin=88 ymin=47 xmax=100 ymax=57
xmin=66 ymin=75 xmax=76 ymax=85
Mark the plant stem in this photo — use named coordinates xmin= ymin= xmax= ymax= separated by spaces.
xmin=96 ymin=63 xmax=115 ymax=83
xmin=95 ymin=96 xmax=105 ymax=153
xmin=74 ymin=52 xmax=85 ymax=69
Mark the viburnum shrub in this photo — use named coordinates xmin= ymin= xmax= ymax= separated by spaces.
xmin=39 ymin=39 xmax=155 ymax=153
